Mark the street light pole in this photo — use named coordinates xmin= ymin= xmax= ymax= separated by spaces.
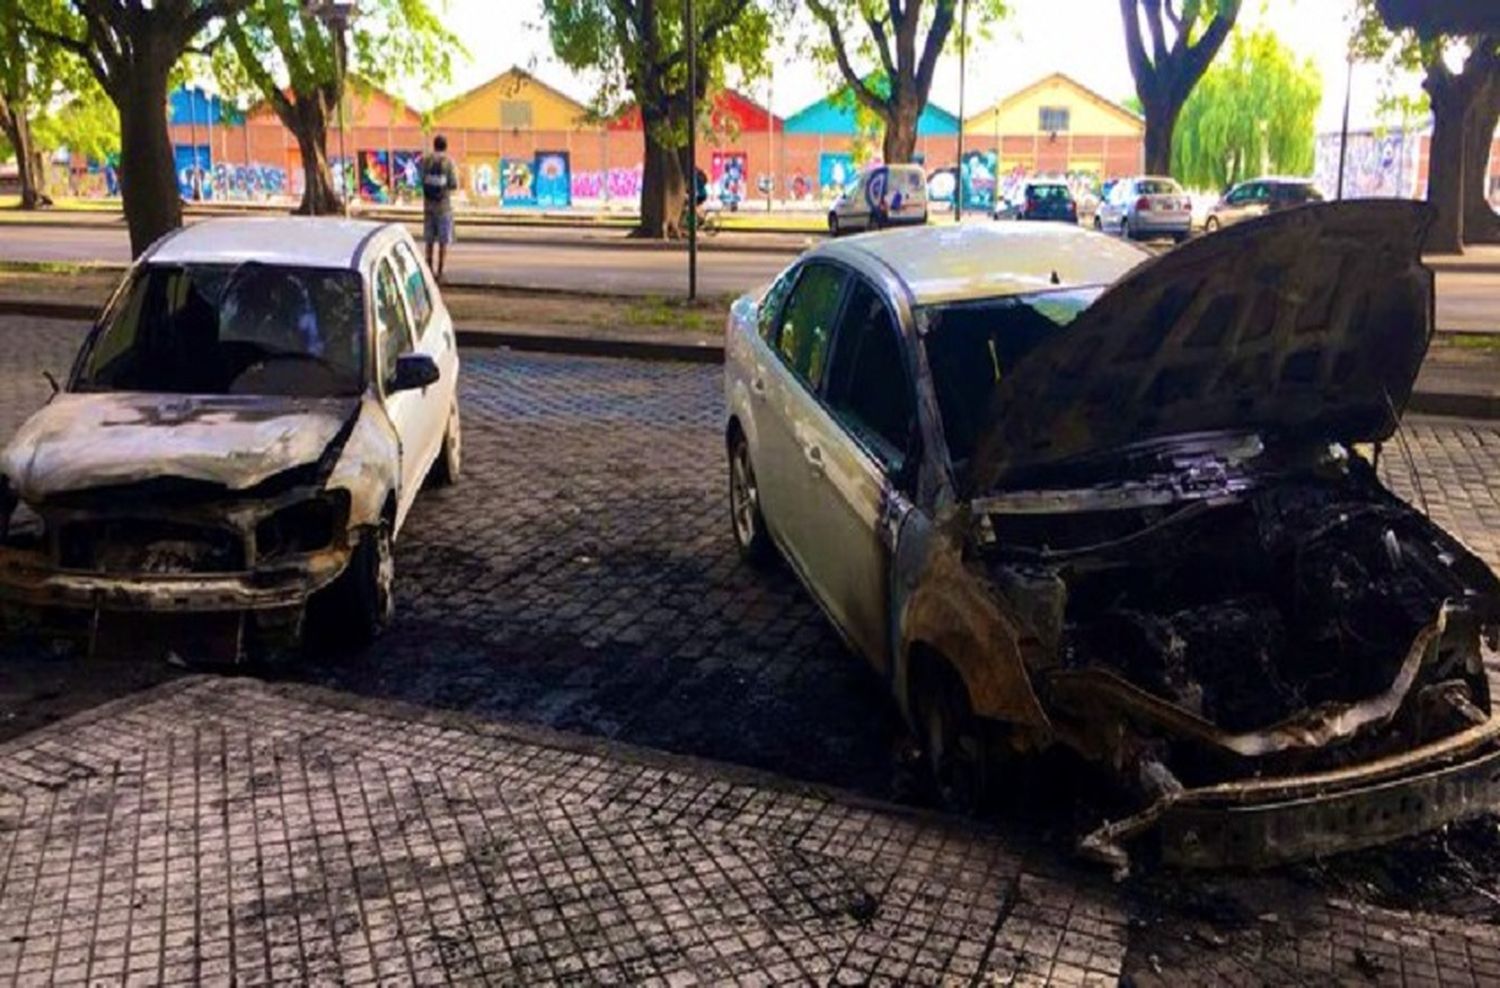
xmin=686 ymin=0 xmax=698 ymax=301
xmin=305 ymin=0 xmax=356 ymax=216
xmin=954 ymin=0 xmax=968 ymax=221
xmin=1336 ymin=50 xmax=1354 ymax=200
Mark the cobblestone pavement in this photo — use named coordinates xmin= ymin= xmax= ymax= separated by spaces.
xmin=5 ymin=317 xmax=1500 ymax=983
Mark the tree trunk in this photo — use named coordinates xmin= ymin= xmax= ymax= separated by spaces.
xmin=113 ymin=49 xmax=181 ymax=257
xmin=1462 ymin=77 xmax=1500 ymax=244
xmin=0 ymin=110 xmax=43 ymax=209
xmin=287 ymin=96 xmax=341 ymax=216
xmin=637 ymin=126 xmax=687 ymax=239
xmin=1425 ymin=89 xmax=1467 ymax=253
xmin=1142 ymin=95 xmax=1180 ymax=176
xmin=882 ymin=100 xmax=919 ymax=164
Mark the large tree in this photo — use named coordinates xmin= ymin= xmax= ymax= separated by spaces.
xmin=1120 ymin=0 xmax=1241 ymax=176
xmin=27 ymin=0 xmax=252 ymax=255
xmin=1171 ymin=29 xmax=1321 ymax=191
xmin=216 ymin=0 xmax=458 ymax=216
xmin=1353 ymin=3 xmax=1500 ymax=251
xmin=0 ymin=0 xmax=86 ymax=209
xmin=806 ymin=0 xmax=1007 ymax=165
xmin=543 ymin=0 xmax=774 ymax=240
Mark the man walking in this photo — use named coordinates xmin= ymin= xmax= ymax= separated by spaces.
xmin=421 ymin=135 xmax=459 ymax=282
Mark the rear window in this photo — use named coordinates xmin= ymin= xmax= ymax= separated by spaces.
xmin=1136 ymin=179 xmax=1182 ymax=195
xmin=1273 ymin=183 xmax=1322 ymax=203
xmin=922 ymin=288 xmax=1103 ymax=464
xmin=1028 ymin=184 xmax=1072 ymax=201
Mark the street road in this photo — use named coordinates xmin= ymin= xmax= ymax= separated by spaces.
xmin=5 ymin=222 xmax=1497 ymax=327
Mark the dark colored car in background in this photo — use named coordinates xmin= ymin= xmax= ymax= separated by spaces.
xmin=1205 ymin=177 xmax=1325 ymax=233
xmin=995 ymin=181 xmax=1078 ymax=223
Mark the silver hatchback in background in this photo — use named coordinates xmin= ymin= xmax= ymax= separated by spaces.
xmin=1094 ymin=175 xmax=1192 ymax=242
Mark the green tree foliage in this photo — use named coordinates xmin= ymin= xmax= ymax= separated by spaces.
xmin=1351 ymin=0 xmax=1499 ymax=250
xmin=805 ymin=0 xmax=1008 ymax=164
xmin=0 ymin=0 xmax=88 ymax=208
xmin=1120 ymin=0 xmax=1241 ymax=175
xmin=542 ymin=0 xmax=776 ymax=239
xmin=216 ymin=0 xmax=460 ymax=215
xmin=1170 ymin=29 xmax=1320 ymax=191
xmin=34 ymin=78 xmax=119 ymax=165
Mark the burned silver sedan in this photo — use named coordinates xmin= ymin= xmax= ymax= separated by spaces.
xmin=0 ymin=218 xmax=462 ymax=661
xmin=723 ymin=203 xmax=1500 ymax=870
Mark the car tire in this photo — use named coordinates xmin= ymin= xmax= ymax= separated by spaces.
xmin=429 ymin=399 xmax=462 ymax=487
xmin=1204 ymin=216 xmax=1220 ymax=234
xmin=1093 ymin=215 xmax=1103 ymax=232
xmin=323 ymin=520 xmax=394 ymax=650
xmin=1120 ymin=218 xmax=1132 ymax=240
xmin=914 ymin=658 xmax=988 ymax=815
xmin=728 ymin=431 xmax=774 ymax=566
xmin=828 ymin=213 xmax=840 ymax=237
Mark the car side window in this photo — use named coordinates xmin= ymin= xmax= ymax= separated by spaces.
xmin=1249 ymin=182 xmax=1269 ymax=203
xmin=1226 ymin=185 xmax=1246 ymax=205
xmin=824 ymin=277 xmax=915 ymax=474
xmin=374 ymin=258 xmax=415 ymax=389
xmin=757 ymin=268 xmax=796 ymax=344
xmin=390 ymin=241 xmax=434 ymax=334
xmin=774 ymin=263 xmax=845 ymax=392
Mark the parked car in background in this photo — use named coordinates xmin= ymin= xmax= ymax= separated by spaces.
xmin=828 ymin=164 xmax=929 ymax=236
xmin=723 ymin=203 xmax=1500 ymax=871
xmin=993 ymin=181 xmax=1078 ymax=223
xmin=1095 ymin=175 xmax=1192 ymax=242
xmin=1205 ymin=177 xmax=1325 ymax=232
xmin=0 ymin=218 xmax=462 ymax=663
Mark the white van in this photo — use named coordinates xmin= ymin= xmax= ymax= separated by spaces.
xmin=828 ymin=164 xmax=929 ymax=236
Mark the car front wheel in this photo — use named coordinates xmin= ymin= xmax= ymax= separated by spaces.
xmin=729 ymin=432 xmax=773 ymax=565
xmin=1093 ymin=215 xmax=1103 ymax=232
xmin=828 ymin=213 xmax=840 ymax=237
xmin=1204 ymin=216 xmax=1220 ymax=233
xmin=915 ymin=659 xmax=989 ymax=815
xmin=324 ymin=520 xmax=394 ymax=649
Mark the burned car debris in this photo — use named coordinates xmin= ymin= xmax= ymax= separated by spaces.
xmin=0 ymin=218 xmax=462 ymax=663
xmin=723 ymin=202 xmax=1500 ymax=871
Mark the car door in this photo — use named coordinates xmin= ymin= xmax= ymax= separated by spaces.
xmin=1242 ymin=182 xmax=1271 ymax=223
xmin=757 ymin=261 xmax=848 ymax=594
xmin=798 ymin=273 xmax=917 ymax=673
xmin=839 ymin=173 xmax=869 ymax=230
xmin=372 ymin=251 xmax=432 ymax=531
xmin=391 ymin=236 xmax=458 ymax=435
xmin=1104 ymin=181 xmax=1128 ymax=232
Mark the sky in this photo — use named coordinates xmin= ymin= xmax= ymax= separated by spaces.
xmin=419 ymin=0 xmax=1428 ymax=134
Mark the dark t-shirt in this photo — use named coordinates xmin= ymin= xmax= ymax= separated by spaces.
xmin=421 ymin=152 xmax=458 ymax=216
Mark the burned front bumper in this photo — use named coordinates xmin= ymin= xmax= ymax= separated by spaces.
xmin=1082 ymin=715 xmax=1500 ymax=871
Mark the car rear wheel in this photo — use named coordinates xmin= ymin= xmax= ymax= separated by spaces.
xmin=430 ymin=399 xmax=462 ymax=487
xmin=1119 ymin=218 xmax=1132 ymax=240
xmin=914 ymin=659 xmax=989 ymax=815
xmin=728 ymin=432 xmax=773 ymax=565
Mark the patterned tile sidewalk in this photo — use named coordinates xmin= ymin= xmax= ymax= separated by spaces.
xmin=3 ymin=679 xmax=1500 ymax=986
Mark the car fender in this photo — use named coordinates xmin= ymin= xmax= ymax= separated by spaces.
xmin=325 ymin=397 xmax=401 ymax=532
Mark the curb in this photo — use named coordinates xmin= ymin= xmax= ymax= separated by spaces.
xmin=3 ymin=298 xmax=1495 ymax=417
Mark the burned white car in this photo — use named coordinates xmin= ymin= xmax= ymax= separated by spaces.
xmin=0 ymin=218 xmax=461 ymax=661
xmin=724 ymin=204 xmax=1500 ymax=869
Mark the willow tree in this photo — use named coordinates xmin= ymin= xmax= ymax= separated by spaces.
xmin=1120 ymin=0 xmax=1241 ymax=176
xmin=1171 ymin=29 xmax=1321 ymax=191
xmin=26 ymin=0 xmax=253 ymax=255
xmin=806 ymin=0 xmax=1008 ymax=164
xmin=216 ymin=0 xmax=459 ymax=215
xmin=542 ymin=0 xmax=775 ymax=239
xmin=1354 ymin=1 xmax=1500 ymax=250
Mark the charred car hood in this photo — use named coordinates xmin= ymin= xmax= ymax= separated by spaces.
xmin=966 ymin=201 xmax=1435 ymax=494
xmin=0 ymin=392 xmax=359 ymax=502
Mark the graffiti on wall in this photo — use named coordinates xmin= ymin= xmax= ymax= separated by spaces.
xmin=711 ymin=151 xmax=747 ymax=206
xmin=534 ymin=152 xmax=571 ymax=207
xmin=211 ymin=163 xmax=289 ymax=200
xmin=569 ymin=165 xmax=644 ymax=201
xmin=392 ymin=151 xmax=422 ymax=200
xmin=473 ymin=163 xmax=495 ymax=197
xmin=501 ymin=157 xmax=535 ymax=205
xmin=358 ymin=150 xmax=392 ymax=203
xmin=789 ymin=172 xmax=812 ymax=200
xmin=819 ymin=153 xmax=855 ymax=200
xmin=173 ymin=144 xmax=213 ymax=200
xmin=1314 ymin=131 xmax=1420 ymax=199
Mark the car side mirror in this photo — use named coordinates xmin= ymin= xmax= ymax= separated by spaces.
xmin=389 ymin=353 xmax=440 ymax=393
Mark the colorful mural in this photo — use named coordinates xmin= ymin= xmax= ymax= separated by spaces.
xmin=392 ymin=151 xmax=423 ymax=199
xmin=210 ymin=163 xmax=289 ymax=200
xmin=358 ymin=150 xmax=392 ymax=203
xmin=569 ymin=165 xmax=644 ymax=201
xmin=960 ymin=150 xmax=998 ymax=209
xmin=1314 ymin=130 xmax=1421 ymax=200
xmin=473 ymin=163 xmax=495 ymax=198
xmin=711 ymin=151 xmax=748 ymax=207
xmin=819 ymin=152 xmax=855 ymax=200
xmin=534 ymin=152 xmax=571 ymax=207
xmin=173 ymin=144 xmax=213 ymax=201
xmin=501 ymin=157 xmax=536 ymax=205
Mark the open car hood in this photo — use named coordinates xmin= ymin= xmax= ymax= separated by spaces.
xmin=0 ymin=393 xmax=359 ymax=502
xmin=965 ymin=201 xmax=1435 ymax=495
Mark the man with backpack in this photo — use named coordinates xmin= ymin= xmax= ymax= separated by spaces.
xmin=421 ymin=135 xmax=459 ymax=282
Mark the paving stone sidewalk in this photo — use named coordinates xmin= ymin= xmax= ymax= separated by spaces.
xmin=3 ymin=677 xmax=1500 ymax=986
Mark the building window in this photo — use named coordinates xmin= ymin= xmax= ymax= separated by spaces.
xmin=1039 ymin=106 xmax=1070 ymax=133
xmin=500 ymin=100 xmax=533 ymax=129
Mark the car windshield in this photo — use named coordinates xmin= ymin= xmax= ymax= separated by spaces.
xmin=74 ymin=263 xmax=366 ymax=398
xmin=922 ymin=288 xmax=1103 ymax=465
xmin=1137 ymin=179 xmax=1181 ymax=194
xmin=1028 ymin=184 xmax=1072 ymax=200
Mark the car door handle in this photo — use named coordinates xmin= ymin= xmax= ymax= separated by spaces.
xmin=804 ymin=443 xmax=824 ymax=471
xmin=751 ymin=375 xmax=766 ymax=396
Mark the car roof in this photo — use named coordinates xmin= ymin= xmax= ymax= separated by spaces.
xmin=148 ymin=217 xmax=394 ymax=269
xmin=816 ymin=223 xmax=1150 ymax=306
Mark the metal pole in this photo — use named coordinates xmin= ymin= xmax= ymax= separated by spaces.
xmin=186 ymin=87 xmax=202 ymax=201
xmin=955 ymin=0 xmax=968 ymax=220
xmin=334 ymin=17 xmax=351 ymax=215
xmin=1336 ymin=52 xmax=1354 ymax=200
xmin=687 ymin=0 xmax=697 ymax=301
xmin=766 ymin=74 xmax=773 ymax=213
